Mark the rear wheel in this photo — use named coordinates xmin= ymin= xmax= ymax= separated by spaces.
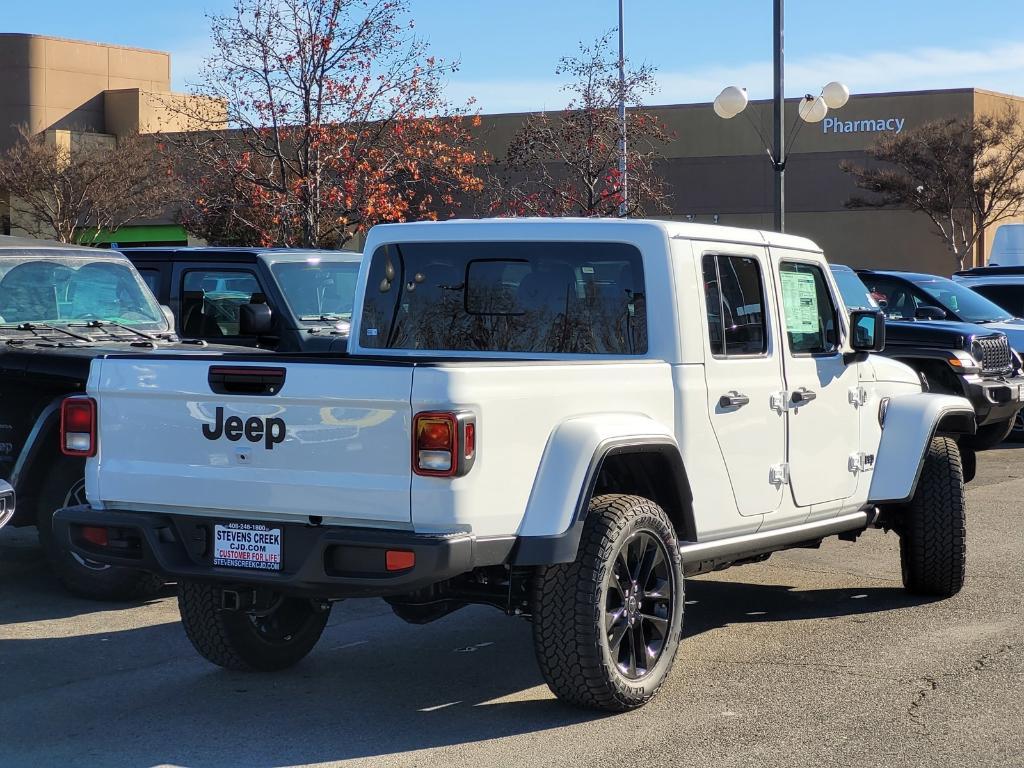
xmin=899 ymin=437 xmax=966 ymax=597
xmin=178 ymin=581 xmax=331 ymax=671
xmin=37 ymin=458 xmax=163 ymax=601
xmin=531 ymin=494 xmax=685 ymax=711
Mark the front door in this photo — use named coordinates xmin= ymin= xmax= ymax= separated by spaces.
xmin=700 ymin=247 xmax=786 ymax=516
xmin=773 ymin=254 xmax=860 ymax=507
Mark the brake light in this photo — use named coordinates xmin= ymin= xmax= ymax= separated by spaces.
xmin=61 ymin=397 xmax=97 ymax=457
xmin=412 ymin=411 xmax=476 ymax=477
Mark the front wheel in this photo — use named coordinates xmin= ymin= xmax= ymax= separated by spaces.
xmin=964 ymin=418 xmax=1014 ymax=451
xmin=899 ymin=437 xmax=966 ymax=597
xmin=531 ymin=494 xmax=685 ymax=711
xmin=37 ymin=458 xmax=164 ymax=601
xmin=1008 ymin=410 xmax=1024 ymax=443
xmin=178 ymin=581 xmax=331 ymax=671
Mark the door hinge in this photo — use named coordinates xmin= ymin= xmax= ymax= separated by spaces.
xmin=769 ymin=463 xmax=790 ymax=485
xmin=848 ymin=386 xmax=869 ymax=407
xmin=848 ymin=452 xmax=876 ymax=473
xmin=770 ymin=391 xmax=788 ymax=413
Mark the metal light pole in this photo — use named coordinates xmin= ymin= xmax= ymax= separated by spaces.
xmin=617 ymin=0 xmax=628 ymax=218
xmin=772 ymin=0 xmax=785 ymax=232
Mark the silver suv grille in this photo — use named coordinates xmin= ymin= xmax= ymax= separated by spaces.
xmin=974 ymin=335 xmax=1012 ymax=375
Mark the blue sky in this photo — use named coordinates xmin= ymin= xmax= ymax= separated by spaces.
xmin=7 ymin=0 xmax=1024 ymax=112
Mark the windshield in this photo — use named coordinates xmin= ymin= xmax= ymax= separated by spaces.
xmin=911 ymin=275 xmax=1014 ymax=323
xmin=830 ymin=267 xmax=879 ymax=310
xmin=271 ymin=260 xmax=360 ymax=322
xmin=0 ymin=255 xmax=165 ymax=329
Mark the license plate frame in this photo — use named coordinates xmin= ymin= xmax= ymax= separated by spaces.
xmin=213 ymin=522 xmax=283 ymax=571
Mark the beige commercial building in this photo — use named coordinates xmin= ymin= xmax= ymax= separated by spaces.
xmin=0 ymin=33 xmax=1021 ymax=273
xmin=481 ymin=87 xmax=1024 ymax=275
xmin=0 ymin=33 xmax=222 ymax=245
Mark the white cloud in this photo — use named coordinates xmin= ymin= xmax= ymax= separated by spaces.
xmin=449 ymin=41 xmax=1024 ymax=113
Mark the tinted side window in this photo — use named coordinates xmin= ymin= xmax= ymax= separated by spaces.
xmin=138 ymin=269 xmax=161 ymax=296
xmin=858 ymin=275 xmax=918 ymax=319
xmin=359 ymin=242 xmax=647 ymax=354
xmin=181 ymin=269 xmax=261 ymax=338
xmin=779 ymin=262 xmax=839 ymax=354
xmin=971 ymin=284 xmax=1024 ymax=318
xmin=702 ymin=254 xmax=767 ymax=356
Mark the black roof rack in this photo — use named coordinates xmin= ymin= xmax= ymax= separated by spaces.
xmin=954 ymin=266 xmax=1024 ymax=277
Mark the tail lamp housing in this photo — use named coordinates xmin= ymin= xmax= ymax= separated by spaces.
xmin=413 ymin=411 xmax=477 ymax=477
xmin=61 ymin=396 xmax=97 ymax=457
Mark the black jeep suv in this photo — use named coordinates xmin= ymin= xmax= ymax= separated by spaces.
xmin=832 ymin=265 xmax=1024 ymax=452
xmin=0 ymin=236 xmax=261 ymax=599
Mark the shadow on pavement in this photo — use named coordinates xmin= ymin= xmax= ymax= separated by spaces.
xmin=0 ymin=573 xmax=937 ymax=767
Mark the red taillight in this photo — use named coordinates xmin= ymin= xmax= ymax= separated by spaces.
xmin=60 ymin=397 xmax=97 ymax=457
xmin=385 ymin=550 xmax=416 ymax=571
xmin=412 ymin=411 xmax=476 ymax=477
xmin=80 ymin=526 xmax=108 ymax=547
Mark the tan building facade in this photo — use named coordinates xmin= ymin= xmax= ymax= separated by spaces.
xmin=0 ymin=33 xmax=223 ymax=244
xmin=482 ymin=87 xmax=1024 ymax=275
xmin=0 ymin=33 xmax=1020 ymax=270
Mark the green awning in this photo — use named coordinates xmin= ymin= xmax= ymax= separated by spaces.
xmin=75 ymin=224 xmax=189 ymax=246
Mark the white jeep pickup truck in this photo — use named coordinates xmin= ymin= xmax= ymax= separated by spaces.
xmin=55 ymin=219 xmax=975 ymax=711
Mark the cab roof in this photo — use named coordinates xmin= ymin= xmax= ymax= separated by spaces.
xmin=365 ymin=218 xmax=822 ymax=253
xmin=116 ymin=246 xmax=362 ymax=265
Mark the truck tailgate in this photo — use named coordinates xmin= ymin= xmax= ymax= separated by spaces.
xmin=88 ymin=357 xmax=412 ymax=525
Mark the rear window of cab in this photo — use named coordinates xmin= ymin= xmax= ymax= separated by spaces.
xmin=359 ymin=242 xmax=647 ymax=354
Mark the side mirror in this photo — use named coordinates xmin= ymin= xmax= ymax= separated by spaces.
xmin=850 ymin=309 xmax=886 ymax=352
xmin=240 ymin=302 xmax=273 ymax=336
xmin=0 ymin=479 xmax=15 ymax=529
xmin=915 ymin=305 xmax=947 ymax=320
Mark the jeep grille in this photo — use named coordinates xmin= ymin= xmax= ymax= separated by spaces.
xmin=974 ymin=335 xmax=1012 ymax=375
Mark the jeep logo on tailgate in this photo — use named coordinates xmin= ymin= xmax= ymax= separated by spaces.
xmin=202 ymin=407 xmax=286 ymax=449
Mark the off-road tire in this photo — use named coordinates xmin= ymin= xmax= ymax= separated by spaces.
xmin=899 ymin=437 xmax=966 ymax=597
xmin=37 ymin=458 xmax=164 ymax=601
xmin=964 ymin=418 xmax=1014 ymax=451
xmin=530 ymin=494 xmax=685 ymax=711
xmin=1008 ymin=411 xmax=1024 ymax=443
xmin=178 ymin=580 xmax=331 ymax=671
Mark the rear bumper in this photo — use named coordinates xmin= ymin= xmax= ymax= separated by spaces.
xmin=52 ymin=506 xmax=515 ymax=598
xmin=964 ymin=375 xmax=1024 ymax=426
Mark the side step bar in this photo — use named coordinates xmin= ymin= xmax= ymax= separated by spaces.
xmin=679 ymin=510 xmax=872 ymax=567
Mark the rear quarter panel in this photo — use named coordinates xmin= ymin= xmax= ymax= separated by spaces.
xmin=410 ymin=362 xmax=675 ymax=537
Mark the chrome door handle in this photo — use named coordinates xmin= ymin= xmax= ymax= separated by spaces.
xmin=791 ymin=387 xmax=817 ymax=404
xmin=719 ymin=391 xmax=751 ymax=408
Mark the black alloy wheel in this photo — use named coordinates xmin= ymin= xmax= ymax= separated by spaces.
xmin=604 ymin=530 xmax=675 ymax=680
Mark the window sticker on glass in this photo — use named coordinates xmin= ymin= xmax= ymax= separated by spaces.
xmin=780 ymin=270 xmax=820 ymax=334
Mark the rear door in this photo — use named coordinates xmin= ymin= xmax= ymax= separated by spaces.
xmin=89 ymin=357 xmax=413 ymax=525
xmin=170 ymin=263 xmax=269 ymax=346
xmin=772 ymin=254 xmax=860 ymax=507
xmin=699 ymin=246 xmax=786 ymax=516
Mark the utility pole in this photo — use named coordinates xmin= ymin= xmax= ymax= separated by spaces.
xmin=773 ymin=0 xmax=785 ymax=232
xmin=618 ymin=0 xmax=628 ymax=218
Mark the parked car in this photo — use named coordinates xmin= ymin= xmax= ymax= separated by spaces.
xmin=118 ymin=247 xmax=361 ymax=352
xmin=987 ymin=223 xmax=1024 ymax=266
xmin=0 ymin=479 xmax=14 ymax=530
xmin=832 ymin=265 xmax=1024 ymax=450
xmin=57 ymin=219 xmax=974 ymax=712
xmin=856 ymin=268 xmax=1024 ymax=353
xmin=952 ymin=266 xmax=1024 ymax=318
xmin=0 ymin=235 xmax=267 ymax=600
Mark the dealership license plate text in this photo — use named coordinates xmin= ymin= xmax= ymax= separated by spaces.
xmin=213 ymin=522 xmax=282 ymax=571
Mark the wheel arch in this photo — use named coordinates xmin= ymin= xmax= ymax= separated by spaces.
xmin=8 ymin=398 xmax=70 ymax=525
xmin=868 ymin=393 xmax=974 ymax=505
xmin=512 ymin=414 xmax=692 ymax=566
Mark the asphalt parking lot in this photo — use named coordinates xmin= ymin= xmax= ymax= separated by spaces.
xmin=1 ymin=448 xmax=1022 ymax=768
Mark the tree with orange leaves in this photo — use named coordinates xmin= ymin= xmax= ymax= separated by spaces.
xmin=167 ymin=0 xmax=484 ymax=248
xmin=489 ymin=32 xmax=672 ymax=219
